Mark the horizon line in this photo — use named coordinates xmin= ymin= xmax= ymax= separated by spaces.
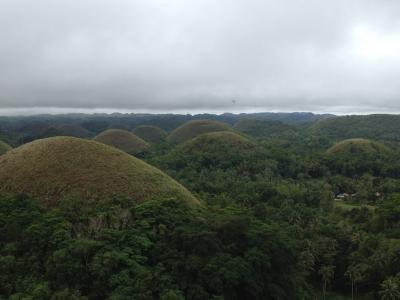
xmin=1 ymin=106 xmax=400 ymax=117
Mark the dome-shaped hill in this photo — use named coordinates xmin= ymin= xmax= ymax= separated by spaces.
xmin=325 ymin=138 xmax=394 ymax=177
xmin=162 ymin=131 xmax=268 ymax=171
xmin=157 ymin=131 xmax=274 ymax=201
xmin=233 ymin=119 xmax=297 ymax=138
xmin=132 ymin=125 xmax=167 ymax=144
xmin=94 ymin=129 xmax=150 ymax=154
xmin=167 ymin=120 xmax=230 ymax=144
xmin=0 ymin=137 xmax=199 ymax=208
xmin=40 ymin=124 xmax=93 ymax=139
xmin=309 ymin=115 xmax=400 ymax=141
xmin=0 ymin=140 xmax=12 ymax=155
xmin=326 ymin=138 xmax=390 ymax=155
xmin=182 ymin=131 xmax=256 ymax=152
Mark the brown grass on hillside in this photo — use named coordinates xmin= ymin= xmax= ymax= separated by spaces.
xmin=0 ymin=137 xmax=199 ymax=208
xmin=41 ymin=124 xmax=93 ymax=138
xmin=167 ymin=120 xmax=230 ymax=144
xmin=132 ymin=125 xmax=167 ymax=144
xmin=186 ymin=131 xmax=256 ymax=148
xmin=326 ymin=138 xmax=390 ymax=155
xmin=94 ymin=129 xmax=150 ymax=154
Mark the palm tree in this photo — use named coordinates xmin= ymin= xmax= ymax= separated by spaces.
xmin=345 ymin=264 xmax=366 ymax=300
xmin=379 ymin=277 xmax=400 ymax=300
xmin=319 ymin=265 xmax=335 ymax=300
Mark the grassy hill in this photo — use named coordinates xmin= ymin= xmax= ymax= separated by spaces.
xmin=157 ymin=131 xmax=275 ymax=202
xmin=233 ymin=119 xmax=298 ymax=138
xmin=94 ymin=129 xmax=150 ymax=154
xmin=167 ymin=120 xmax=230 ymax=144
xmin=326 ymin=138 xmax=390 ymax=155
xmin=0 ymin=137 xmax=199 ymax=207
xmin=132 ymin=125 xmax=167 ymax=144
xmin=310 ymin=114 xmax=400 ymax=141
xmin=325 ymin=138 xmax=395 ymax=177
xmin=169 ymin=131 xmax=259 ymax=163
xmin=0 ymin=140 xmax=11 ymax=155
xmin=161 ymin=131 xmax=269 ymax=172
xmin=39 ymin=124 xmax=93 ymax=139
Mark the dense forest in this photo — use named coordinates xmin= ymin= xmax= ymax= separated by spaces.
xmin=1 ymin=112 xmax=400 ymax=299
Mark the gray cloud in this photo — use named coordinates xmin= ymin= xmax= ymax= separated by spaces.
xmin=1 ymin=0 xmax=400 ymax=114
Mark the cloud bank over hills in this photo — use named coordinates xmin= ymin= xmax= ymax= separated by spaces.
xmin=1 ymin=0 xmax=400 ymax=114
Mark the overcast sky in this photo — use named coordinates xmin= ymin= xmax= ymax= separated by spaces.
xmin=1 ymin=0 xmax=400 ymax=115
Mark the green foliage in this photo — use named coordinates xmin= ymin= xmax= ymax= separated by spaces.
xmin=167 ymin=120 xmax=230 ymax=144
xmin=0 ymin=140 xmax=11 ymax=155
xmin=36 ymin=124 xmax=93 ymax=140
xmin=380 ymin=275 xmax=400 ymax=300
xmin=155 ymin=131 xmax=277 ymax=205
xmin=0 ymin=196 xmax=305 ymax=299
xmin=132 ymin=125 xmax=167 ymax=144
xmin=233 ymin=119 xmax=298 ymax=138
xmin=324 ymin=139 xmax=395 ymax=177
xmin=310 ymin=114 xmax=400 ymax=141
xmin=3 ymin=113 xmax=400 ymax=299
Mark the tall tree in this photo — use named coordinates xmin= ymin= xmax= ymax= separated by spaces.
xmin=319 ymin=265 xmax=335 ymax=300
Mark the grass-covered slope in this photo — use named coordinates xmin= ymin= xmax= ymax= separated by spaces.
xmin=40 ymin=124 xmax=93 ymax=139
xmin=0 ymin=140 xmax=11 ymax=155
xmin=310 ymin=114 xmax=400 ymax=141
xmin=94 ymin=129 xmax=150 ymax=154
xmin=169 ymin=131 xmax=259 ymax=165
xmin=0 ymin=137 xmax=199 ymax=207
xmin=167 ymin=120 xmax=230 ymax=144
xmin=233 ymin=119 xmax=298 ymax=138
xmin=325 ymin=138 xmax=394 ymax=177
xmin=12 ymin=123 xmax=93 ymax=145
xmin=326 ymin=138 xmax=390 ymax=155
xmin=157 ymin=131 xmax=275 ymax=202
xmin=132 ymin=125 xmax=167 ymax=144
xmin=172 ymin=131 xmax=263 ymax=167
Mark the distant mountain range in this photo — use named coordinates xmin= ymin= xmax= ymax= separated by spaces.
xmin=2 ymin=112 xmax=400 ymax=146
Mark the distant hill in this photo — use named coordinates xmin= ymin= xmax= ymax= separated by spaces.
xmin=0 ymin=112 xmax=331 ymax=145
xmin=0 ymin=140 xmax=11 ymax=155
xmin=157 ymin=131 xmax=275 ymax=203
xmin=0 ymin=137 xmax=198 ymax=207
xmin=94 ymin=129 xmax=150 ymax=154
xmin=326 ymin=138 xmax=390 ymax=155
xmin=233 ymin=119 xmax=298 ymax=138
xmin=235 ymin=112 xmax=333 ymax=125
xmin=37 ymin=124 xmax=93 ymax=139
xmin=132 ymin=125 xmax=167 ymax=144
xmin=310 ymin=114 xmax=400 ymax=141
xmin=167 ymin=120 xmax=230 ymax=144
xmin=165 ymin=131 xmax=260 ymax=168
xmin=324 ymin=138 xmax=395 ymax=177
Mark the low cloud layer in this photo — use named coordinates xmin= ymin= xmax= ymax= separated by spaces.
xmin=1 ymin=0 xmax=400 ymax=114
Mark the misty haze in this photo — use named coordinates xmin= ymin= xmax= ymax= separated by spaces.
xmin=1 ymin=0 xmax=400 ymax=114
xmin=1 ymin=1 xmax=400 ymax=300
